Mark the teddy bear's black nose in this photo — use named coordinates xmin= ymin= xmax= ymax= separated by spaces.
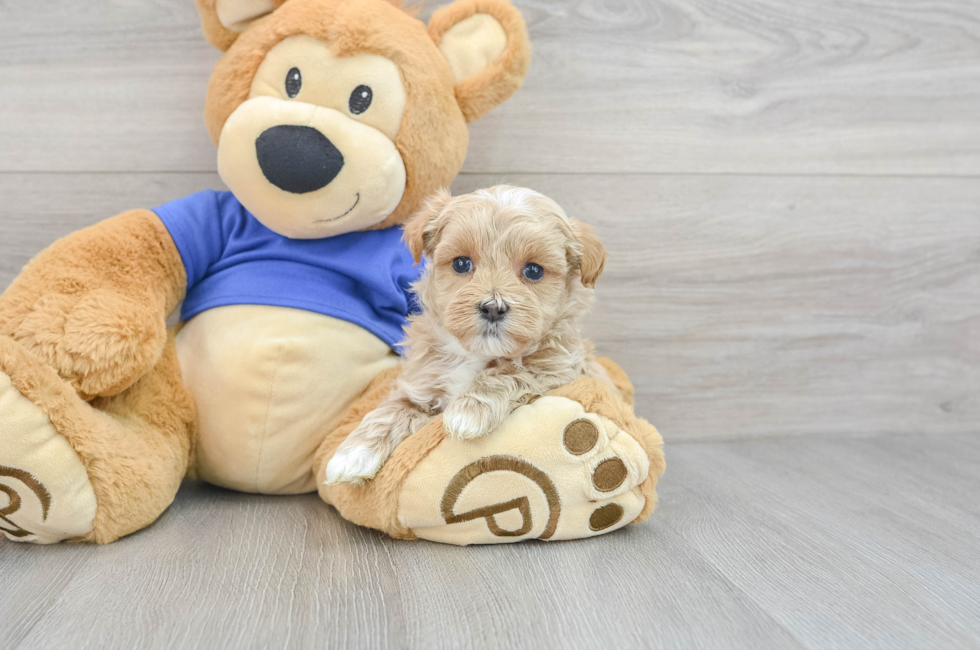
xmin=255 ymin=125 xmax=344 ymax=194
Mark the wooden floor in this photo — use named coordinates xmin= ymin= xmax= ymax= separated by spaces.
xmin=1 ymin=0 xmax=979 ymax=648
xmin=3 ymin=433 xmax=979 ymax=649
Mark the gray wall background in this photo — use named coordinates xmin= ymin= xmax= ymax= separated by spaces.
xmin=1 ymin=0 xmax=977 ymax=441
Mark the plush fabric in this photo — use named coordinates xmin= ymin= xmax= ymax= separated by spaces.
xmin=428 ymin=0 xmax=532 ymax=122
xmin=0 ymin=209 xmax=186 ymax=400
xmin=154 ymin=190 xmax=421 ymax=349
xmin=0 ymin=371 xmax=97 ymax=544
xmin=315 ymin=358 xmax=664 ymax=544
xmin=195 ymin=0 xmax=291 ymax=51
xmin=176 ymin=306 xmax=399 ymax=494
xmin=397 ymin=396 xmax=651 ymax=545
xmin=201 ymin=0 xmax=528 ymax=230
xmin=0 ymin=0 xmax=664 ymax=547
xmin=0 ymin=332 xmax=195 ymax=544
xmin=438 ymin=14 xmax=508 ymax=84
xmin=217 ymin=90 xmax=408 ymax=238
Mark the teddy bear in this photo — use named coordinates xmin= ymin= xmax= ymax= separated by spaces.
xmin=0 ymin=0 xmax=664 ymax=546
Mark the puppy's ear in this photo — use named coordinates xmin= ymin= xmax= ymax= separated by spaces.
xmin=404 ymin=188 xmax=453 ymax=265
xmin=195 ymin=0 xmax=289 ymax=51
xmin=428 ymin=0 xmax=532 ymax=122
xmin=570 ymin=221 xmax=608 ymax=288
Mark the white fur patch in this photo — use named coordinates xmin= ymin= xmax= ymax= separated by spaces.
xmin=443 ymin=409 xmax=485 ymax=440
xmin=478 ymin=185 xmax=542 ymax=210
xmin=443 ymin=356 xmax=485 ymax=402
xmin=324 ymin=445 xmax=384 ymax=486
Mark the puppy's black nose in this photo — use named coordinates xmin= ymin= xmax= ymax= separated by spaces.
xmin=479 ymin=300 xmax=509 ymax=323
xmin=255 ymin=125 xmax=344 ymax=194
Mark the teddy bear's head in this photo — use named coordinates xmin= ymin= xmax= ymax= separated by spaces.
xmin=194 ymin=0 xmax=530 ymax=239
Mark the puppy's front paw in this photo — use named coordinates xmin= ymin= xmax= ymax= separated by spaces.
xmin=443 ymin=396 xmax=504 ymax=440
xmin=325 ymin=446 xmax=384 ymax=486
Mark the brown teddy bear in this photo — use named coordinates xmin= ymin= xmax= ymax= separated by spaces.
xmin=0 ymin=0 xmax=664 ymax=546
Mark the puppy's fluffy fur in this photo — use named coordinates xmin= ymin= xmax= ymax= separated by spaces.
xmin=326 ymin=186 xmax=611 ymax=485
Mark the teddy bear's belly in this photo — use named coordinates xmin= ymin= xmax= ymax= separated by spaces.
xmin=174 ymin=305 xmax=400 ymax=494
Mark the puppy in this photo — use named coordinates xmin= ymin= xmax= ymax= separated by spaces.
xmin=325 ymin=185 xmax=611 ymax=485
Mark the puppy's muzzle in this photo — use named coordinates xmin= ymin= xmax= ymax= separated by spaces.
xmin=256 ymin=125 xmax=344 ymax=194
xmin=479 ymin=298 xmax=509 ymax=323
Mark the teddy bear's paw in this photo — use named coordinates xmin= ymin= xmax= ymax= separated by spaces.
xmin=0 ymin=368 xmax=97 ymax=544
xmin=13 ymin=290 xmax=166 ymax=398
xmin=325 ymin=445 xmax=385 ymax=486
xmin=396 ymin=396 xmax=651 ymax=545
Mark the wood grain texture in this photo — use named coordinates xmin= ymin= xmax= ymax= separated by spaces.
xmin=0 ymin=0 xmax=978 ymax=174
xmin=454 ymin=174 xmax=980 ymax=440
xmin=2 ymin=172 xmax=976 ymax=440
xmin=1 ymin=1 xmax=979 ymax=647
xmin=2 ymin=433 xmax=978 ymax=649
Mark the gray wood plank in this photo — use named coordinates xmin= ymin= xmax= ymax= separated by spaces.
xmin=661 ymin=433 xmax=980 ymax=649
xmin=1 ymin=485 xmax=407 ymax=650
xmin=3 ymin=433 xmax=978 ymax=649
xmin=2 ymin=172 xmax=977 ymax=441
xmin=455 ymin=173 xmax=980 ymax=440
xmin=1 ymin=0 xmax=978 ymax=175
xmin=2 ymin=0 xmax=978 ymax=648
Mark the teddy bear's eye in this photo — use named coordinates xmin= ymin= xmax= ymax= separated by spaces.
xmin=349 ymin=85 xmax=373 ymax=115
xmin=285 ymin=67 xmax=302 ymax=98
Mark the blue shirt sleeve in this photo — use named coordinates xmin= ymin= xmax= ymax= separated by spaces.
xmin=151 ymin=190 xmax=228 ymax=291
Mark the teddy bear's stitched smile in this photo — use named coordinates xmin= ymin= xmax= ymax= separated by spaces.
xmin=314 ymin=193 xmax=360 ymax=223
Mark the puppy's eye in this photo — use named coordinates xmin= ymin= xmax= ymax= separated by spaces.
xmin=285 ymin=67 xmax=302 ymax=98
xmin=523 ymin=263 xmax=545 ymax=281
xmin=452 ymin=257 xmax=473 ymax=274
xmin=349 ymin=85 xmax=373 ymax=114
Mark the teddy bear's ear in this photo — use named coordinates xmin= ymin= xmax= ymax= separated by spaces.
xmin=428 ymin=0 xmax=532 ymax=123
xmin=195 ymin=0 xmax=289 ymax=51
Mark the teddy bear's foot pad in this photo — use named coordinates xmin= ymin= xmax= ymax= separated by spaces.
xmin=0 ymin=371 xmax=97 ymax=544
xmin=397 ymin=396 xmax=650 ymax=545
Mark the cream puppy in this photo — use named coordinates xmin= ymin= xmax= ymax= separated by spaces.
xmin=325 ymin=186 xmax=611 ymax=485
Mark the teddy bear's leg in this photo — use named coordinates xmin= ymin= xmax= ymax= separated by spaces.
xmin=0 ymin=330 xmax=194 ymax=544
xmin=314 ymin=360 xmax=665 ymax=544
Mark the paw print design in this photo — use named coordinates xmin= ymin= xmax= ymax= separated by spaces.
xmin=0 ymin=369 xmax=98 ymax=544
xmin=0 ymin=466 xmax=52 ymax=540
xmin=397 ymin=396 xmax=652 ymax=544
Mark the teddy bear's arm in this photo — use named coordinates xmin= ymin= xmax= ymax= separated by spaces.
xmin=0 ymin=209 xmax=187 ymax=399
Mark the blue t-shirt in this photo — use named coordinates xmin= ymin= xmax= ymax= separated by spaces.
xmin=153 ymin=190 xmax=420 ymax=350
